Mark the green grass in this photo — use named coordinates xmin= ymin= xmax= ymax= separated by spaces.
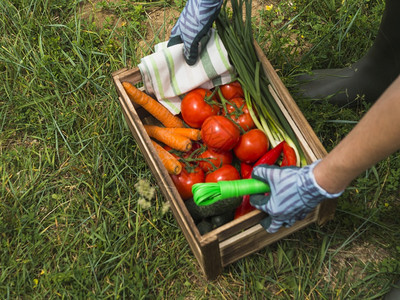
xmin=1 ymin=0 xmax=400 ymax=298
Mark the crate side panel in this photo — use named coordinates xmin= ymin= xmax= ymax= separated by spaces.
xmin=202 ymin=210 xmax=266 ymax=242
xmin=253 ymin=42 xmax=336 ymax=223
xmin=116 ymin=93 xmax=210 ymax=270
xmin=219 ymin=211 xmax=316 ymax=267
xmin=254 ymin=42 xmax=328 ymax=161
xmin=198 ymin=236 xmax=223 ymax=280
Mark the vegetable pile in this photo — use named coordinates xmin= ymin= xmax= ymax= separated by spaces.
xmin=121 ymin=0 xmax=307 ymax=235
xmin=123 ymin=79 xmax=300 ymax=235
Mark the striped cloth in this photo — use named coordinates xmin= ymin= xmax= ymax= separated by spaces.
xmin=138 ymin=29 xmax=235 ymax=115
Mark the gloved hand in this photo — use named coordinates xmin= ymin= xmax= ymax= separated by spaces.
xmin=167 ymin=0 xmax=223 ymax=65
xmin=249 ymin=160 xmax=343 ymax=233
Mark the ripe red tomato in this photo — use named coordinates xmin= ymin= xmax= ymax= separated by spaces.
xmin=201 ymin=116 xmax=241 ymax=152
xmin=233 ymin=129 xmax=269 ymax=164
xmin=170 ymin=165 xmax=205 ymax=201
xmin=198 ymin=148 xmax=233 ymax=173
xmin=180 ymin=88 xmax=220 ymax=128
xmin=223 ymin=98 xmax=256 ymax=131
xmin=220 ymin=81 xmax=244 ymax=100
xmin=205 ymin=165 xmax=241 ymax=183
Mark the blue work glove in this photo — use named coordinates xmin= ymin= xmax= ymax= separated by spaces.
xmin=249 ymin=160 xmax=343 ymax=233
xmin=168 ymin=0 xmax=223 ymax=65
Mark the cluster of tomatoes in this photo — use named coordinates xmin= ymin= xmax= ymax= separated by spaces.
xmin=169 ymin=81 xmax=271 ymax=216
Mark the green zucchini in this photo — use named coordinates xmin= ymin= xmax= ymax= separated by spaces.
xmin=185 ymin=196 xmax=242 ymax=219
xmin=196 ymin=219 xmax=214 ymax=235
xmin=211 ymin=210 xmax=235 ymax=228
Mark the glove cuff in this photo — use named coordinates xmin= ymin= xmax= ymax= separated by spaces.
xmin=308 ymin=160 xmax=344 ymax=199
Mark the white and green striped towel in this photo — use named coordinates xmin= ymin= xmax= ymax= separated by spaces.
xmin=138 ymin=29 xmax=236 ymax=115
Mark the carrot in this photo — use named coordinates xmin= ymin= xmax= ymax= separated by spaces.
xmin=163 ymin=127 xmax=201 ymax=141
xmin=151 ymin=140 xmax=182 ymax=175
xmin=144 ymin=125 xmax=192 ymax=152
xmin=122 ymin=82 xmax=184 ymax=128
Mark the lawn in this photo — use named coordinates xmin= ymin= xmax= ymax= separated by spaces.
xmin=1 ymin=0 xmax=400 ymax=298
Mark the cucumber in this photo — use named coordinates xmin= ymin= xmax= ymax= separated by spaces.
xmin=211 ymin=210 xmax=235 ymax=228
xmin=185 ymin=196 xmax=242 ymax=219
xmin=196 ymin=219 xmax=213 ymax=235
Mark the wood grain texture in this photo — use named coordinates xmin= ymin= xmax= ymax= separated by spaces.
xmin=219 ymin=211 xmax=317 ymax=267
xmin=202 ymin=210 xmax=267 ymax=242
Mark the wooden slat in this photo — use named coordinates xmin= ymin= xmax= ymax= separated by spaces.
xmin=219 ymin=211 xmax=317 ymax=267
xmin=198 ymin=235 xmax=223 ymax=280
xmin=202 ymin=210 xmax=266 ymax=242
xmin=111 ymin=67 xmax=128 ymax=77
xmin=113 ymin=67 xmax=143 ymax=87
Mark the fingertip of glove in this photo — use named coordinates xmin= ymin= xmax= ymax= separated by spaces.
xmin=184 ymin=54 xmax=198 ymax=66
xmin=251 ymin=164 xmax=278 ymax=181
xmin=249 ymin=194 xmax=268 ymax=207
xmin=260 ymin=217 xmax=282 ymax=234
xmin=167 ymin=36 xmax=183 ymax=47
xmin=260 ymin=216 xmax=272 ymax=231
xmin=267 ymin=219 xmax=284 ymax=233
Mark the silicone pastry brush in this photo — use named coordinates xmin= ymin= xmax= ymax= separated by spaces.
xmin=192 ymin=179 xmax=270 ymax=206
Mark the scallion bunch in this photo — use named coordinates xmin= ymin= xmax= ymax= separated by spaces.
xmin=216 ymin=0 xmax=306 ymax=166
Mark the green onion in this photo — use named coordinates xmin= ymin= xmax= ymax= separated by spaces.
xmin=216 ymin=0 xmax=307 ymax=166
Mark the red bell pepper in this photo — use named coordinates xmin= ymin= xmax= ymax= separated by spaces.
xmin=240 ymin=162 xmax=253 ymax=179
xmin=280 ymin=142 xmax=297 ymax=167
xmin=253 ymin=140 xmax=285 ymax=168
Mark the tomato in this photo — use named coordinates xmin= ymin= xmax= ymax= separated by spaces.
xmin=180 ymin=88 xmax=220 ymax=128
xmin=205 ymin=165 xmax=241 ymax=183
xmin=170 ymin=165 xmax=205 ymax=201
xmin=233 ymin=129 xmax=269 ymax=164
xmin=223 ymin=98 xmax=256 ymax=131
xmin=219 ymin=81 xmax=244 ymax=100
xmin=198 ymin=148 xmax=233 ymax=173
xmin=201 ymin=116 xmax=241 ymax=152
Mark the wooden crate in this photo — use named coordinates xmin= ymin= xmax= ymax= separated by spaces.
xmin=112 ymin=42 xmax=338 ymax=280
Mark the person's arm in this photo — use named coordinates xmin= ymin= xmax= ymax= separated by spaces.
xmin=250 ymin=75 xmax=400 ymax=233
xmin=314 ymin=74 xmax=400 ymax=193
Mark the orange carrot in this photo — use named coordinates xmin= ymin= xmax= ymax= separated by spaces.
xmin=122 ymin=82 xmax=184 ymax=128
xmin=163 ymin=127 xmax=201 ymax=141
xmin=151 ymin=140 xmax=182 ymax=175
xmin=144 ymin=125 xmax=192 ymax=152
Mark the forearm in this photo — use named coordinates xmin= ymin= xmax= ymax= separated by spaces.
xmin=314 ymin=75 xmax=400 ymax=194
